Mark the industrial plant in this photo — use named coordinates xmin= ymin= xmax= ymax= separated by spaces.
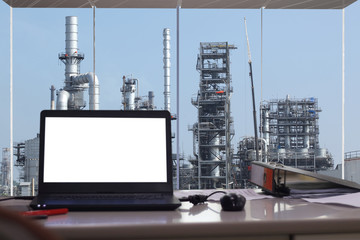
xmin=260 ymin=96 xmax=333 ymax=170
xmin=55 ymin=16 xmax=100 ymax=111
xmin=234 ymin=96 xmax=334 ymax=188
xmin=189 ymin=42 xmax=236 ymax=189
xmin=0 ymin=16 xmax=340 ymax=196
xmin=120 ymin=28 xmax=171 ymax=112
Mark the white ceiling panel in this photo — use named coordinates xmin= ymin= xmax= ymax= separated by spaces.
xmin=2 ymin=0 xmax=357 ymax=9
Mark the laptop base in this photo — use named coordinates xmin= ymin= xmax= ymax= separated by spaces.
xmin=30 ymin=194 xmax=181 ymax=211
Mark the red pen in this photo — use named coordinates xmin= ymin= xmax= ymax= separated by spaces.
xmin=21 ymin=208 xmax=68 ymax=217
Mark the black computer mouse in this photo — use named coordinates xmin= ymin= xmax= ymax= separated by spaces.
xmin=220 ymin=193 xmax=246 ymax=211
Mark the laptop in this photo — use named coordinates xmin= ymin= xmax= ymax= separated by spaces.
xmin=30 ymin=110 xmax=181 ymax=211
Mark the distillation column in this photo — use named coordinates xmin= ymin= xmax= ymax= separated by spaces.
xmin=121 ymin=76 xmax=138 ymax=110
xmin=191 ymin=42 xmax=236 ymax=189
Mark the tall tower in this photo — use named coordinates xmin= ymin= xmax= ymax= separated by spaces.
xmin=163 ymin=28 xmax=171 ymax=112
xmin=191 ymin=42 xmax=237 ymax=189
xmin=56 ymin=16 xmax=100 ymax=110
xmin=58 ymin=16 xmax=86 ymax=110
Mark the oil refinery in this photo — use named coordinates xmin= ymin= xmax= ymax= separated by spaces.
xmin=0 ymin=15 xmax=341 ymax=196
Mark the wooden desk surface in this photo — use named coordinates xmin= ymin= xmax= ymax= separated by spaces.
xmin=1 ymin=191 xmax=360 ymax=240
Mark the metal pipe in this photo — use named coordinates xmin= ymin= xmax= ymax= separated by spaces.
xmin=260 ymin=138 xmax=267 ymax=162
xmin=341 ymin=8 xmax=345 ymax=180
xmin=176 ymin=4 xmax=181 ymax=190
xmin=260 ymin=7 xmax=263 ymax=139
xmin=10 ymin=6 xmax=13 ymax=196
xmin=210 ymin=134 xmax=220 ymax=178
xmin=71 ymin=72 xmax=100 ymax=110
xmin=192 ymin=124 xmax=198 ymax=159
xmin=50 ymin=85 xmax=56 ymax=110
xmin=93 ymin=6 xmax=96 ymax=112
xmin=261 ymin=106 xmax=270 ymax=162
xmin=304 ymin=125 xmax=310 ymax=148
xmin=163 ymin=28 xmax=171 ymax=112
xmin=285 ymin=96 xmax=291 ymax=148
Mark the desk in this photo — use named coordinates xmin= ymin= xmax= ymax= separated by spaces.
xmin=1 ymin=190 xmax=360 ymax=240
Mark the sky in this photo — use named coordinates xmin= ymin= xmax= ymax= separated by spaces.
xmin=0 ymin=1 xmax=360 ymax=173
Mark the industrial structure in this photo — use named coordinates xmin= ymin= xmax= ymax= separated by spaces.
xmin=54 ymin=16 xmax=100 ymax=110
xmin=343 ymin=151 xmax=360 ymax=184
xmin=5 ymin=17 xmax=338 ymax=194
xmin=23 ymin=136 xmax=40 ymax=195
xmin=190 ymin=42 xmax=237 ymax=189
xmin=259 ymin=95 xmax=333 ymax=170
xmin=235 ymin=137 xmax=258 ymax=188
xmin=13 ymin=20 xmax=171 ymax=196
xmin=163 ymin=28 xmax=171 ymax=113
xmin=120 ymin=28 xmax=171 ymax=112
xmin=12 ymin=136 xmax=39 ymax=196
xmin=120 ymin=76 xmax=156 ymax=111
xmin=14 ymin=16 xmax=101 ymax=196
xmin=234 ymin=96 xmax=334 ymax=187
xmin=0 ymin=148 xmax=10 ymax=195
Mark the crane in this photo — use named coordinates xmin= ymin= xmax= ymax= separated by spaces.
xmin=244 ymin=17 xmax=260 ymax=162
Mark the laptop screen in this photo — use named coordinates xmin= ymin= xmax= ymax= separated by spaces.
xmin=43 ymin=117 xmax=167 ymax=183
xmin=38 ymin=110 xmax=173 ymax=194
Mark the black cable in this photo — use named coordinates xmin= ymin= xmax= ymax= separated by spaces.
xmin=179 ymin=191 xmax=227 ymax=205
xmin=207 ymin=191 xmax=226 ymax=199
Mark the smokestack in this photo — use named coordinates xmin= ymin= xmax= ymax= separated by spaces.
xmin=50 ymin=85 xmax=56 ymax=110
xmin=163 ymin=28 xmax=171 ymax=112
xmin=57 ymin=16 xmax=99 ymax=110
xmin=62 ymin=16 xmax=83 ymax=85
xmin=148 ymin=91 xmax=155 ymax=110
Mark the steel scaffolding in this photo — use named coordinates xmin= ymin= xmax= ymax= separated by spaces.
xmin=260 ymin=95 xmax=333 ymax=171
xmin=190 ymin=42 xmax=236 ymax=189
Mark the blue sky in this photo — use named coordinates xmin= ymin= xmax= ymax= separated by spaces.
xmin=0 ymin=1 xmax=360 ymax=171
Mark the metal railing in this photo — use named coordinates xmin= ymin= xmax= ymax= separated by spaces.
xmin=345 ymin=150 xmax=360 ymax=160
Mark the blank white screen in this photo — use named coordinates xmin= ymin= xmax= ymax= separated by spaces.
xmin=43 ymin=117 xmax=167 ymax=183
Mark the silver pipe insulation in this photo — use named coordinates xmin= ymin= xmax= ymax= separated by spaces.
xmin=65 ymin=16 xmax=80 ymax=84
xmin=56 ymin=72 xmax=100 ymax=110
xmin=163 ymin=28 xmax=171 ymax=112
xmin=260 ymin=138 xmax=267 ymax=162
xmin=72 ymin=72 xmax=100 ymax=110
xmin=56 ymin=90 xmax=70 ymax=110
